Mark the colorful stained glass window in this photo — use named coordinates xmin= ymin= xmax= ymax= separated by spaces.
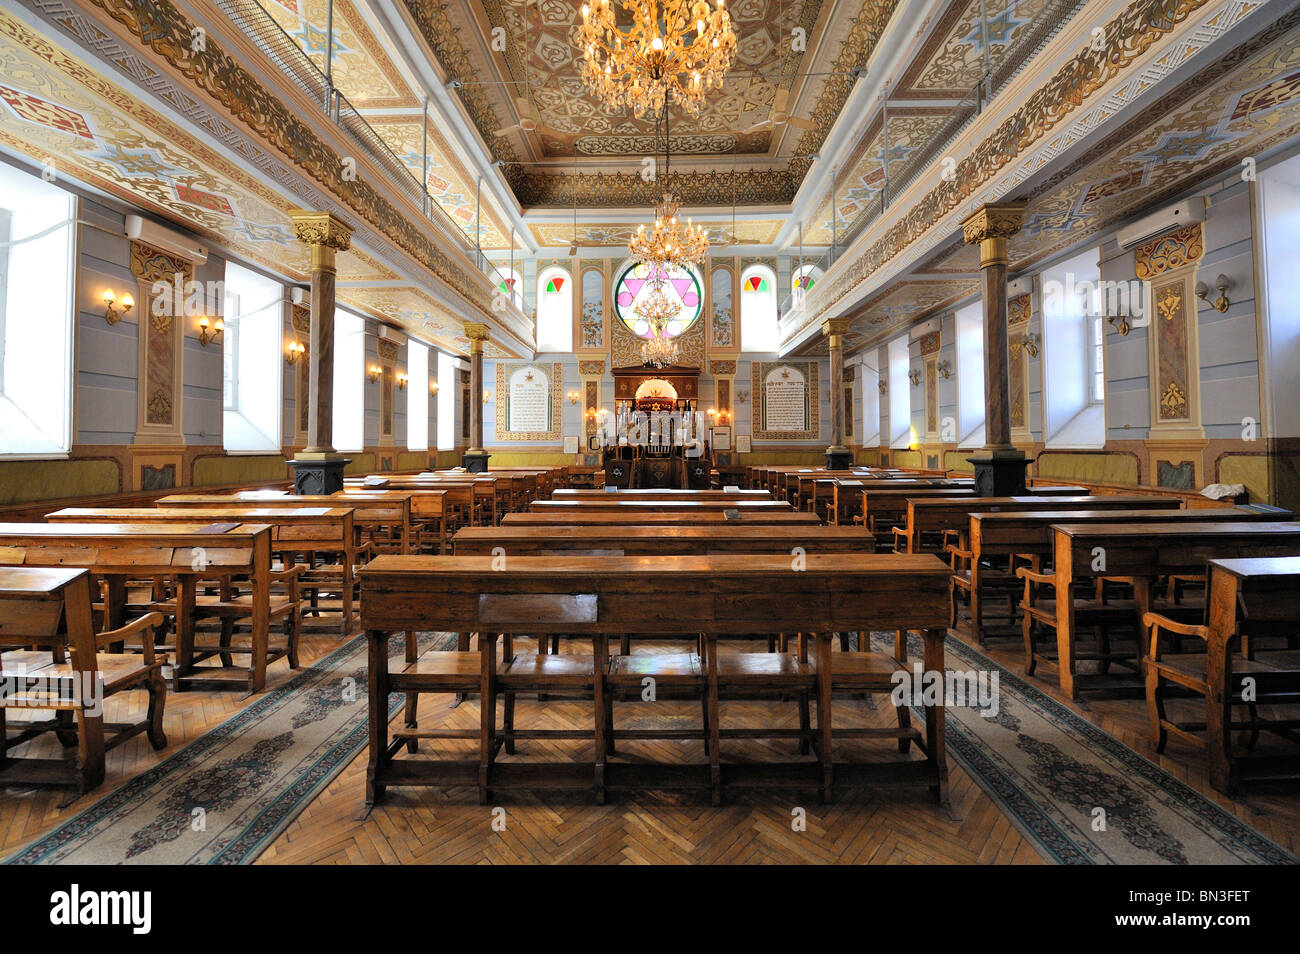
xmin=614 ymin=261 xmax=703 ymax=339
xmin=544 ymin=277 xmax=565 ymax=294
xmin=744 ymin=275 xmax=769 ymax=292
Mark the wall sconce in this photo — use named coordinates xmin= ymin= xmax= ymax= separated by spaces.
xmin=935 ymin=360 xmax=951 ymax=379
xmin=197 ymin=315 xmax=223 ymax=347
xmin=735 ymin=389 xmax=749 ymax=404
xmin=567 ymin=390 xmax=581 ymax=405
xmin=878 ymin=381 xmax=887 ymax=395
xmin=1105 ymin=310 xmax=1131 ymax=336
xmin=1195 ymin=274 xmax=1232 ymax=313
xmin=102 ymin=289 xmax=134 ymax=325
xmin=397 ymin=373 xmax=408 ymax=391
xmin=908 ymin=369 xmax=921 ymax=387
xmin=482 ymin=389 xmax=493 ymax=403
xmin=285 ymin=341 xmax=305 ymax=365
xmin=367 ymin=365 xmax=382 ymax=383
xmin=430 ymin=381 xmax=440 ymax=395
xmin=1021 ymin=331 xmax=1040 ymax=356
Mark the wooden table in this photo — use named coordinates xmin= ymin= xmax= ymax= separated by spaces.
xmin=530 ymin=499 xmax=793 ymax=513
xmin=1049 ymin=522 xmax=1300 ymax=698
xmin=961 ymin=507 xmax=1290 ymax=644
xmin=159 ymin=491 xmax=417 ymax=554
xmin=1200 ymin=557 xmax=1300 ymax=792
xmin=359 ymin=553 xmax=951 ymax=807
xmin=903 ymin=493 xmax=1174 ymax=553
xmin=48 ymin=507 xmax=360 ymax=633
xmin=0 ymin=567 xmax=103 ymax=791
xmin=502 ymin=511 xmax=823 ymax=527
xmin=552 ymin=488 xmax=772 ymax=500
xmin=452 ymin=524 xmax=875 ymax=555
xmin=0 ymin=522 xmax=280 ymax=692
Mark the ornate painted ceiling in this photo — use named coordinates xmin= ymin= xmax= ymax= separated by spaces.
xmin=0 ymin=8 xmax=513 ymax=357
xmin=405 ymin=0 xmax=903 ymax=208
xmin=812 ymin=1 xmax=1300 ymax=357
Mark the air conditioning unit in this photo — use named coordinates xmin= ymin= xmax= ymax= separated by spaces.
xmin=908 ymin=317 xmax=940 ymax=342
xmin=290 ymin=287 xmax=309 ymax=306
xmin=124 ymin=214 xmax=208 ymax=264
xmin=377 ymin=325 xmax=406 ymax=345
xmin=1116 ymin=198 xmax=1205 ymax=249
xmin=1007 ymin=277 xmax=1031 ymax=297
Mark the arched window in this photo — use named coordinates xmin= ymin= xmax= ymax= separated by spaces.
xmin=536 ymin=265 xmax=572 ymax=352
xmin=790 ymin=263 xmax=822 ymax=308
xmin=740 ymin=264 xmax=778 ymax=352
xmin=495 ymin=268 xmax=523 ymax=310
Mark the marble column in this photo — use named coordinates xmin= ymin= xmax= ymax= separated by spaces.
xmin=822 ymin=317 xmax=854 ymax=469
xmin=462 ymin=322 xmax=491 ymax=472
xmin=288 ymin=210 xmax=353 ymax=494
xmin=960 ymin=203 xmax=1028 ymax=495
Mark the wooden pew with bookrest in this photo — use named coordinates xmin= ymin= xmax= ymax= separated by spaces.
xmin=340 ymin=484 xmax=451 ymax=549
xmin=952 ymin=502 xmax=1200 ymax=643
xmin=898 ymin=492 xmax=1164 ymax=554
xmin=159 ymin=491 xmax=415 ymax=556
xmin=452 ymin=524 xmax=875 ymax=556
xmin=0 ymin=522 xmax=293 ymax=693
xmin=1023 ymin=522 xmax=1300 ymax=699
xmin=1143 ymin=556 xmax=1300 ymax=793
xmin=551 ymin=488 xmax=772 ymax=500
xmin=502 ymin=510 xmax=823 ymax=527
xmin=359 ymin=553 xmax=951 ymax=808
xmin=49 ymin=506 xmax=360 ymax=635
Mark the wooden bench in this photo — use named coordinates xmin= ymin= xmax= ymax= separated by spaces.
xmin=1144 ymin=556 xmax=1300 ymax=792
xmin=451 ymin=524 xmax=875 ymax=556
xmin=0 ymin=522 xmax=292 ymax=693
xmin=529 ymin=499 xmax=794 ymax=514
xmin=552 ymin=488 xmax=772 ymax=500
xmin=1029 ymin=522 xmax=1300 ymax=699
xmin=359 ymin=553 xmax=951 ymax=808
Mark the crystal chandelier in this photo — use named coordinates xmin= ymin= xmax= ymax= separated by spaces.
xmin=635 ymin=280 xmax=681 ymax=368
xmin=578 ymin=0 xmax=737 ymax=117
xmin=628 ymin=191 xmax=709 ymax=269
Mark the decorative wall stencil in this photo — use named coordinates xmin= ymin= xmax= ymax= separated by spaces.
xmin=1153 ymin=275 xmax=1192 ymax=424
xmin=718 ymin=378 xmax=730 ymax=415
xmin=1008 ymin=292 xmax=1031 ymax=433
xmin=751 ymin=361 xmax=820 ymax=441
xmin=139 ymin=464 xmax=175 ymax=491
xmin=581 ymin=268 xmax=604 ymax=349
xmin=292 ymin=304 xmax=310 ymax=438
xmin=376 ymin=340 xmax=399 ymax=362
xmin=129 ymin=240 xmax=190 ymax=440
xmin=919 ymin=331 xmax=941 ymax=356
xmin=925 ymin=359 xmax=938 ymax=436
xmin=381 ymin=366 xmax=394 ymax=438
xmin=495 ymin=362 xmax=563 ymax=442
xmin=578 ymin=360 xmax=606 ymax=376
xmin=709 ymin=360 xmax=737 ymax=376
xmin=711 ymin=268 xmax=733 ymax=348
xmin=1134 ymin=223 xmax=1205 ymax=279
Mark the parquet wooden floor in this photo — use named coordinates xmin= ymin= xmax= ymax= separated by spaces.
xmin=3 ymin=615 xmax=1298 ymax=864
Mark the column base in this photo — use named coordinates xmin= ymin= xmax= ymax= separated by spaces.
xmin=461 ymin=451 xmax=491 ymax=473
xmin=288 ymin=456 xmax=350 ymax=495
xmin=825 ymin=448 xmax=855 ymax=469
xmin=965 ymin=453 xmax=1029 ymax=496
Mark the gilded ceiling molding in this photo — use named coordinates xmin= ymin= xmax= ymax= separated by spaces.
xmin=797 ymin=0 xmax=1218 ymax=337
xmin=1134 ymin=223 xmax=1205 ymax=279
xmin=87 ymin=0 xmax=499 ymax=320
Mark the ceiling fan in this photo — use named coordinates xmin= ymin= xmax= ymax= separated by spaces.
xmin=744 ymin=89 xmax=816 ymax=133
xmin=494 ymin=96 xmax=566 ymax=139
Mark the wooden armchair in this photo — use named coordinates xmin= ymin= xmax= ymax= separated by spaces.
xmin=1144 ymin=611 xmax=1300 ymax=757
xmin=2 ymin=612 xmax=169 ymax=790
xmin=1018 ymin=566 xmax=1138 ymax=684
xmin=192 ymin=564 xmax=305 ymax=679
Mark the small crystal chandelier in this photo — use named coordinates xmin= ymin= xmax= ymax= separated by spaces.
xmin=578 ymin=0 xmax=737 ymax=117
xmin=628 ymin=109 xmax=709 ymax=269
xmin=635 ymin=281 xmax=681 ymax=368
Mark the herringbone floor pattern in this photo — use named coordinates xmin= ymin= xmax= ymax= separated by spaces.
xmin=4 ymin=618 xmax=1298 ymax=864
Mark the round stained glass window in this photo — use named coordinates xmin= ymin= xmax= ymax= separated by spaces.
xmin=614 ymin=261 xmax=703 ymax=339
